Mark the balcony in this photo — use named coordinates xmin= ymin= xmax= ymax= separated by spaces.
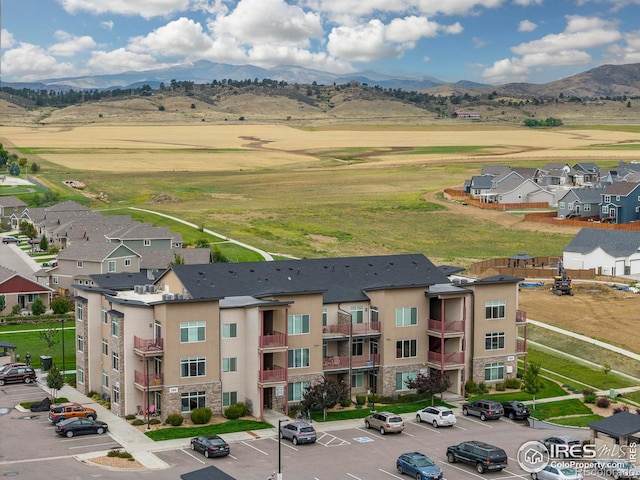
xmin=259 ymin=365 xmax=287 ymax=384
xmin=516 ymin=310 xmax=527 ymax=324
xmin=134 ymin=371 xmax=164 ymax=391
xmin=133 ymin=336 xmax=164 ymax=356
xmin=427 ymin=351 xmax=464 ymax=367
xmin=516 ymin=338 xmax=527 ymax=354
xmin=323 ymin=353 xmax=380 ymax=371
xmin=427 ymin=319 xmax=464 ymax=336
xmin=259 ymin=332 xmax=287 ymax=349
xmin=322 ymin=322 xmax=381 ymax=338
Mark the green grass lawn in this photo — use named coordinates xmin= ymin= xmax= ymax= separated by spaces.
xmin=528 ymin=398 xmax=593 ymax=420
xmin=0 ymin=324 xmax=75 ymax=370
xmin=549 ymin=414 xmax=603 ymax=427
xmin=144 ymin=419 xmax=273 ymax=441
xmin=467 ymin=377 xmax=568 ymax=403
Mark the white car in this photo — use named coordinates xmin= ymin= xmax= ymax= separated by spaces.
xmin=416 ymin=406 xmax=457 ymax=427
xmin=532 ymin=465 xmax=583 ymax=480
xmin=594 ymin=460 xmax=640 ymax=480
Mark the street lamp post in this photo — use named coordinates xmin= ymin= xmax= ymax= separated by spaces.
xmin=61 ymin=316 xmax=65 ymax=376
xmin=278 ymin=418 xmax=288 ymax=479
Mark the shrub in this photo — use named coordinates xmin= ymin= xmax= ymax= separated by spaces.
xmin=464 ymin=380 xmax=477 ymax=396
xmin=355 ymin=395 xmax=366 ymax=406
xmin=504 ymin=378 xmax=521 ymax=389
xmin=149 ymin=418 xmax=161 ymax=425
xmin=613 ymin=405 xmax=630 ymax=414
xmin=596 ymin=397 xmax=611 ymax=408
xmin=367 ymin=394 xmax=381 ymax=404
xmin=584 ymin=394 xmax=597 ymax=404
xmin=495 ymin=382 xmax=506 ymax=391
xmin=125 ymin=414 xmax=136 ymax=421
xmin=340 ymin=397 xmax=352 ymax=408
xmin=287 ymin=404 xmax=303 ymax=419
xmin=224 ymin=403 xmax=249 ymax=420
xmin=582 ymin=388 xmax=595 ymax=396
xmin=131 ymin=419 xmax=145 ymax=426
xmin=477 ymin=382 xmax=488 ymax=394
xmin=107 ymin=450 xmax=133 ymax=459
xmin=166 ymin=413 xmax=184 ymax=426
xmin=190 ymin=407 xmax=212 ymax=425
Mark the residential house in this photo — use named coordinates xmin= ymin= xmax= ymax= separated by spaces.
xmin=0 ymin=196 xmax=27 ymax=231
xmin=72 ymin=254 xmax=525 ymax=421
xmin=469 ymin=175 xmax=495 ymax=201
xmin=556 ymin=187 xmax=604 ymax=219
xmin=106 ymin=224 xmax=183 ymax=250
xmin=0 ymin=265 xmax=53 ymax=313
xmin=138 ymin=248 xmax=213 ymax=280
xmin=563 ymin=228 xmax=640 ymax=276
xmin=572 ymin=163 xmax=600 ymax=186
xmin=534 ymin=163 xmax=572 ymax=188
xmin=600 ymin=182 xmax=640 ymax=224
xmin=492 ymin=177 xmax=555 ymax=206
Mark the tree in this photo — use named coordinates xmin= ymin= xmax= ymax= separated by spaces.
xmin=301 ymin=378 xmax=349 ymax=420
xmin=0 ymin=294 xmax=5 ymax=314
xmin=39 ymin=321 xmax=60 ymax=352
xmin=194 ymin=238 xmax=210 ymax=248
xmin=46 ymin=364 xmax=65 ymax=399
xmin=211 ymin=245 xmax=228 ymax=263
xmin=169 ymin=252 xmax=184 ymax=265
xmin=8 ymin=162 xmax=20 ymax=176
xmin=522 ymin=361 xmax=544 ymax=408
xmin=602 ymin=362 xmax=611 ymax=376
xmin=404 ymin=370 xmax=452 ymax=404
xmin=50 ymin=296 xmax=71 ymax=314
xmin=30 ymin=162 xmax=40 ymax=173
xmin=39 ymin=235 xmax=49 ymax=252
xmin=31 ymin=296 xmax=46 ymax=316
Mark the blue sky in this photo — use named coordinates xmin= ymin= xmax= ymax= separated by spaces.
xmin=1 ymin=0 xmax=639 ymax=85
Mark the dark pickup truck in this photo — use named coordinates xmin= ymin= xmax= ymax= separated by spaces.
xmin=446 ymin=441 xmax=508 ymax=474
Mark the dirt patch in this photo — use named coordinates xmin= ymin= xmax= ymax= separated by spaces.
xmin=86 ymin=455 xmax=144 ymax=470
xmin=150 ymin=192 xmax=180 ymax=203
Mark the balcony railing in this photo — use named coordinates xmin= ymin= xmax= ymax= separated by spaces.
xmin=427 ymin=351 xmax=464 ymax=366
xmin=516 ymin=338 xmax=527 ymax=354
xmin=134 ymin=370 xmax=164 ymax=389
xmin=516 ymin=310 xmax=527 ymax=324
xmin=323 ymin=353 xmax=380 ymax=370
xmin=259 ymin=365 xmax=287 ymax=383
xmin=322 ymin=322 xmax=381 ymax=336
xmin=133 ymin=336 xmax=164 ymax=353
xmin=427 ymin=319 xmax=464 ymax=334
xmin=259 ymin=332 xmax=287 ymax=348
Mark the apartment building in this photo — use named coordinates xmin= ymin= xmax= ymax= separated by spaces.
xmin=72 ymin=254 xmax=525 ymax=420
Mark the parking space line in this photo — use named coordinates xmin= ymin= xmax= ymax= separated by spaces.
xmin=441 ymin=462 xmax=487 ymax=479
xmin=68 ymin=441 xmax=120 ymax=450
xmin=502 ymin=470 xmax=529 ymax=480
xmin=400 ymin=431 xmax=414 ymax=437
xmin=411 ymin=421 xmax=442 ymax=433
xmin=355 ymin=427 xmax=386 ymax=439
xmin=347 ymin=473 xmax=363 ymax=479
xmin=453 ymin=424 xmax=467 ymax=431
xmin=316 ymin=432 xmax=350 ymax=446
xmin=268 ymin=437 xmax=298 ymax=451
xmin=242 ymin=440 xmax=269 ymax=455
xmin=379 ymin=468 xmax=403 ymax=478
xmin=458 ymin=416 xmax=495 ymax=428
xmin=181 ymin=449 xmax=206 ymax=464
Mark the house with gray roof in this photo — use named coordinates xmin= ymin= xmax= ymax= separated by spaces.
xmin=563 ymin=228 xmax=640 ymax=276
xmin=600 ymin=181 xmax=640 ymax=224
xmin=469 ymin=175 xmax=495 ymax=201
xmin=573 ymin=162 xmax=600 ymax=186
xmin=556 ymin=187 xmax=604 ymax=219
xmin=0 ymin=265 xmax=53 ymax=314
xmin=589 ymin=412 xmax=640 ymax=457
xmin=0 ymin=196 xmax=27 ymax=231
xmin=106 ymin=223 xmax=183 ymax=249
xmin=138 ymin=247 xmax=212 ymax=278
xmin=492 ymin=177 xmax=555 ymax=206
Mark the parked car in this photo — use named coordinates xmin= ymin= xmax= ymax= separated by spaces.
xmin=531 ymin=465 xmax=583 ymax=480
xmin=501 ymin=401 xmax=531 ymax=420
xmin=364 ymin=411 xmax=405 ymax=435
xmin=190 ymin=434 xmax=230 ymax=457
xmin=0 ymin=365 xmax=36 ymax=385
xmin=0 ymin=362 xmax=28 ymax=375
xmin=416 ymin=406 xmax=457 ymax=427
xmin=1 ymin=236 xmax=20 ymax=244
xmin=279 ymin=421 xmax=317 ymax=445
xmin=397 ymin=452 xmax=443 ymax=480
xmin=446 ymin=440 xmax=508 ymax=474
xmin=594 ymin=460 xmax=640 ymax=479
xmin=48 ymin=402 xmax=97 ymax=424
xmin=54 ymin=417 xmax=109 ymax=437
xmin=540 ymin=435 xmax=583 ymax=458
xmin=462 ymin=400 xmax=504 ymax=421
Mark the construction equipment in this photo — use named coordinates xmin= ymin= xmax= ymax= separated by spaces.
xmin=552 ymin=261 xmax=573 ymax=296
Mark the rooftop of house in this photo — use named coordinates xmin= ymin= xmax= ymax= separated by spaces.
xmin=564 ymin=228 xmax=640 ymax=257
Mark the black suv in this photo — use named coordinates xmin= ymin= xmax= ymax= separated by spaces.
xmin=462 ymin=400 xmax=503 ymax=421
xmin=446 ymin=441 xmax=508 ymax=474
xmin=501 ymin=401 xmax=530 ymax=420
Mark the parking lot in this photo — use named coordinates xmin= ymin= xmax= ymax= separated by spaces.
xmin=0 ymin=380 xmax=602 ymax=480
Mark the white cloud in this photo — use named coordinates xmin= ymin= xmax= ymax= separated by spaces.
xmin=518 ymin=20 xmax=537 ymax=32
xmin=415 ymin=0 xmax=505 ymax=16
xmin=327 ymin=20 xmax=401 ymax=62
xmin=2 ymin=43 xmax=78 ymax=81
xmin=1 ymin=29 xmax=16 ymax=49
xmin=101 ymin=21 xmax=114 ymax=31
xmin=58 ymin=0 xmax=190 ymax=19
xmin=512 ymin=0 xmax=543 ymax=6
xmin=607 ymin=30 xmax=640 ymax=64
xmin=385 ymin=16 xmax=440 ymax=44
xmin=48 ymin=31 xmax=96 ymax=57
xmin=473 ymin=37 xmax=489 ymax=48
xmin=86 ymin=48 xmax=165 ymax=74
xmin=128 ymin=17 xmax=214 ymax=58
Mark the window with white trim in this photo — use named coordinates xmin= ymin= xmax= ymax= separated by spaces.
xmin=52 ymin=277 xmax=58 ymax=285
xmin=125 ymin=259 xmax=131 ymax=267
xmin=77 ymin=334 xmax=84 ymax=352
xmin=222 ymin=357 xmax=237 ymax=372
xmin=180 ymin=321 xmax=205 ymax=342
xmin=288 ymin=381 xmax=310 ymax=402
xmin=288 ymin=348 xmax=310 ymax=368
xmin=181 ymin=357 xmax=206 ymax=377
xmin=102 ymin=338 xmax=108 ymax=356
xmin=144 ymin=239 xmax=151 ymax=246
xmin=350 ymin=305 xmax=364 ymax=324
xmin=485 ymin=332 xmax=505 ymax=350
xmin=485 ymin=362 xmax=505 ymax=381
xmin=322 ymin=308 xmax=327 ymax=326
xmin=396 ymin=339 xmax=417 ymax=358
xmin=395 ymin=371 xmax=417 ymax=390
xmin=101 ymin=308 xmax=108 ymax=324
xmin=602 ymin=206 xmax=609 ymax=214
xmin=485 ymin=301 xmax=506 ymax=320
xmin=77 ymin=366 xmax=84 ymax=385
xmin=112 ymin=384 xmax=120 ymax=405
xmin=351 ymin=371 xmax=364 ymax=388
xmin=584 ymin=204 xmax=591 ymax=212
xmin=77 ymin=260 xmax=83 ymax=268
xmin=396 ymin=307 xmax=417 ymax=326
xmin=181 ymin=391 xmax=205 ymax=412
xmin=604 ymin=195 xmax=611 ymax=202
xmin=102 ymin=370 xmax=109 ymax=388
xmin=76 ymin=302 xmax=84 ymax=321
xmin=288 ymin=314 xmax=310 ymax=335
xmin=222 ymin=391 xmax=237 ymax=407
xmin=112 ymin=351 xmax=119 ymax=371
xmin=222 ymin=323 xmax=237 ymax=338
xmin=111 ymin=316 xmax=119 ymax=336
xmin=108 ymin=260 xmax=116 ymax=272
xmin=559 ymin=202 xmax=565 ymax=209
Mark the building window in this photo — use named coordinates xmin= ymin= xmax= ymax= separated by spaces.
xmin=616 ymin=196 xmax=621 ymax=201
xmin=322 ymin=308 xmax=327 ymax=326
xmin=604 ymin=195 xmax=611 ymax=203
xmin=350 ymin=305 xmax=364 ymax=324
xmin=351 ymin=372 xmax=364 ymax=388
xmin=112 ymin=351 xmax=119 ymax=371
xmin=222 ymin=391 xmax=237 ymax=407
xmin=77 ymin=334 xmax=84 ymax=352
xmin=77 ymin=260 xmax=83 ymax=268
xmin=602 ymin=206 xmax=609 ymax=214
xmin=396 ymin=339 xmax=417 ymax=358
xmin=288 ymin=314 xmax=310 ymax=335
xmin=485 ymin=362 xmax=505 ymax=381
xmin=180 ymin=357 xmax=206 ymax=377
xmin=395 ymin=371 xmax=417 ymax=390
xmin=180 ymin=321 xmax=205 ymax=343
xmin=108 ymin=260 xmax=116 ymax=272
xmin=77 ymin=366 xmax=84 ymax=385
xmin=111 ymin=316 xmax=119 ymax=336
xmin=288 ymin=348 xmax=310 ymax=368
xmin=76 ymin=302 xmax=84 ymax=321
xmin=222 ymin=357 xmax=237 ymax=372
xmin=102 ymin=371 xmax=109 ymax=388
xmin=370 ymin=306 xmax=379 ymax=323
xmin=52 ymin=277 xmax=58 ymax=285
xmin=181 ymin=391 xmax=205 ymax=412
xmin=124 ymin=259 xmax=131 ymax=267
xmin=568 ymin=202 xmax=574 ymax=211
xmin=559 ymin=202 xmax=565 ymax=209
xmin=144 ymin=239 xmax=151 ymax=246
xmin=396 ymin=307 xmax=417 ymax=326
xmin=222 ymin=323 xmax=237 ymax=338
xmin=112 ymin=384 xmax=120 ymax=405
xmin=101 ymin=308 xmax=108 ymax=324
xmin=352 ymin=339 xmax=364 ymax=356
xmin=485 ymin=301 xmax=506 ymax=320
xmin=485 ymin=332 xmax=505 ymax=350
xmin=102 ymin=339 xmax=108 ymax=356
xmin=288 ymin=381 xmax=310 ymax=402
xmin=584 ymin=204 xmax=591 ymax=212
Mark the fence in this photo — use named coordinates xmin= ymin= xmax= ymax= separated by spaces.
xmin=469 ymin=256 xmax=596 ymax=280
xmin=443 ymin=188 xmax=549 ymax=210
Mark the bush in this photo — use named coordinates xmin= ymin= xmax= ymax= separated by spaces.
xmin=367 ymin=394 xmax=381 ymax=404
xmin=166 ymin=413 xmax=184 ymax=426
xmin=504 ymin=378 xmax=521 ymax=389
xmin=464 ymin=380 xmax=477 ymax=396
xmin=584 ymin=394 xmax=597 ymax=404
xmin=287 ymin=404 xmax=303 ymax=419
xmin=149 ymin=418 xmax=161 ymax=425
xmin=340 ymin=397 xmax=352 ymax=408
xmin=131 ymin=419 xmax=145 ymax=426
xmin=596 ymin=397 xmax=611 ymax=408
xmin=582 ymin=388 xmax=595 ymax=396
xmin=190 ymin=407 xmax=212 ymax=425
xmin=355 ymin=395 xmax=366 ymax=406
xmin=224 ymin=403 xmax=249 ymax=419
xmin=613 ymin=405 xmax=630 ymax=414
xmin=477 ymin=382 xmax=488 ymax=394
xmin=495 ymin=382 xmax=506 ymax=391
xmin=125 ymin=414 xmax=136 ymax=421
xmin=107 ymin=450 xmax=133 ymax=459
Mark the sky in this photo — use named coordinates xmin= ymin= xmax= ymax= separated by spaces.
xmin=1 ymin=0 xmax=640 ymax=86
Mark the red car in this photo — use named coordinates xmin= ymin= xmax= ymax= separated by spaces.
xmin=0 ymin=365 xmax=36 ymax=385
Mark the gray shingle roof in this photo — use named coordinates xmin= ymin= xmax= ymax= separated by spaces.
xmin=167 ymin=254 xmax=451 ymax=303
xmin=572 ymin=187 xmax=605 ymax=203
xmin=138 ymin=248 xmax=212 ymax=270
xmin=589 ymin=412 xmax=640 ymax=437
xmin=0 ymin=196 xmax=27 ymax=208
xmin=470 ymin=175 xmax=493 ymax=189
xmin=564 ymin=228 xmax=640 ymax=257
xmin=57 ymin=241 xmax=139 ymax=262
xmin=89 ymin=272 xmax=152 ymax=290
xmin=603 ymin=181 xmax=640 ymax=196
